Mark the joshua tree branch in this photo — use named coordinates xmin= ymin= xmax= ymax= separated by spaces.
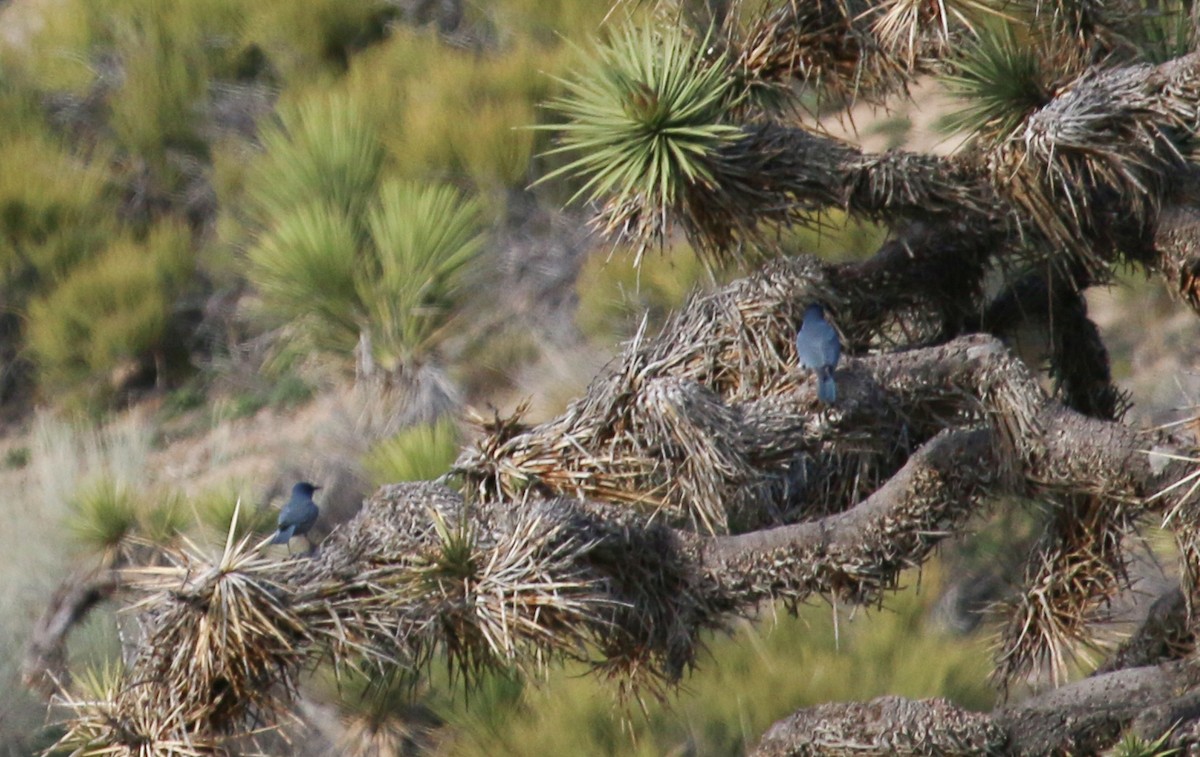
xmin=22 ymin=564 xmax=119 ymax=699
xmin=711 ymin=429 xmax=992 ymax=559
xmin=752 ymin=661 xmax=1200 ymax=756
xmin=1093 ymin=586 xmax=1194 ymax=675
xmin=46 ymin=322 xmax=1200 ymax=754
xmin=677 ymin=124 xmax=1005 ymax=251
xmin=1155 ymin=169 xmax=1200 ymax=313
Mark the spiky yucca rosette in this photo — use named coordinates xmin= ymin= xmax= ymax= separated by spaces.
xmin=48 ymin=490 xmax=623 ymax=754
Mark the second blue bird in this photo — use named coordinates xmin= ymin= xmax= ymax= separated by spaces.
xmin=796 ymin=304 xmax=841 ymax=404
xmin=270 ymin=481 xmax=321 ymax=546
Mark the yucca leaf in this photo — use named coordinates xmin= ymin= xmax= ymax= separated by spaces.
xmin=245 ymin=201 xmax=363 ymax=355
xmin=943 ymin=24 xmax=1050 ymax=142
xmin=360 ymin=181 xmax=483 ymax=370
xmin=67 ymin=477 xmax=140 ymax=552
xmin=537 ymin=24 xmax=742 ymax=212
xmin=245 ymin=94 xmax=384 ymax=230
xmin=363 ymin=418 xmax=461 ymax=487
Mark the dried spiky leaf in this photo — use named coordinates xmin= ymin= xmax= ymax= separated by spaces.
xmin=993 ymin=493 xmax=1133 ymax=688
xmin=47 ymin=661 xmax=221 ymax=756
xmin=122 ymin=523 xmax=312 ymax=734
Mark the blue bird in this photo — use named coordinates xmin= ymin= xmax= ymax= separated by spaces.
xmin=795 ymin=304 xmax=841 ymax=404
xmin=269 ymin=482 xmax=321 ymax=547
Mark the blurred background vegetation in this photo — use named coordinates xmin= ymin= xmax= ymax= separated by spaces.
xmin=0 ymin=0 xmax=1188 ymax=753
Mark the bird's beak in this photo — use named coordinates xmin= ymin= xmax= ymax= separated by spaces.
xmin=314 ymin=485 xmax=323 ymax=491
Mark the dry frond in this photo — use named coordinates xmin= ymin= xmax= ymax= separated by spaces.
xmin=327 ymin=664 xmax=441 ymax=757
xmin=1152 ymin=452 xmax=1200 ymax=527
xmin=455 ymin=257 xmax=840 ymax=532
xmin=337 ymin=715 xmax=430 ymax=757
xmin=275 ymin=486 xmax=621 ymax=696
xmin=121 ymin=525 xmax=311 ymax=735
xmin=869 ymin=0 xmax=1000 ymax=66
xmin=725 ymin=0 xmax=915 ymax=109
xmin=47 ymin=662 xmax=223 ymax=756
xmin=992 ymin=494 xmax=1133 ymax=688
xmin=1151 ymin=450 xmax=1200 ymax=610
xmin=374 ymin=504 xmax=611 ymax=687
xmin=992 ymin=60 xmax=1185 ymax=273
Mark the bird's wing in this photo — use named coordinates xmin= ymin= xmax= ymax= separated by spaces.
xmin=822 ymin=332 xmax=841 ymax=366
xmin=278 ymin=500 xmax=305 ymax=528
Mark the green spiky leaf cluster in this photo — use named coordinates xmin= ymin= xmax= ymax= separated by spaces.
xmin=191 ymin=484 xmax=278 ymax=541
xmin=360 ymin=181 xmax=484 ymax=369
xmin=943 ymin=25 xmax=1050 ymax=141
xmin=66 ymin=477 xmax=189 ymax=552
xmin=363 ymin=418 xmax=462 ymax=487
xmin=67 ymin=478 xmax=141 ymax=552
xmin=245 ymin=94 xmax=386 ymax=230
xmin=244 ymin=96 xmax=483 ymax=374
xmin=541 ymin=24 xmax=743 ymax=213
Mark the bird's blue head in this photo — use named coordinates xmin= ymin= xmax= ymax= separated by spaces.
xmin=803 ymin=303 xmax=826 ymax=321
xmin=293 ymin=481 xmax=320 ymax=498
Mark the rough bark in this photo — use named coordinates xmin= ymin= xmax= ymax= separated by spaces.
xmin=753 ymin=661 xmax=1200 ymax=756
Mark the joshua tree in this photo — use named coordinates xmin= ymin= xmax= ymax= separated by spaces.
xmin=27 ymin=0 xmax=1200 ymax=754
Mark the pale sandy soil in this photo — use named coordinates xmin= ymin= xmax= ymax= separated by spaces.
xmin=810 ymin=77 xmax=970 ymax=155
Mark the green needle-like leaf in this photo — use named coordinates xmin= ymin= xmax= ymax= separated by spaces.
xmin=943 ymin=24 xmax=1050 ymax=142
xmin=537 ymin=25 xmax=742 ymax=214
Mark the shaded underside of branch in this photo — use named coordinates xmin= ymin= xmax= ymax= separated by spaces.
xmin=752 ymin=660 xmax=1200 ymax=756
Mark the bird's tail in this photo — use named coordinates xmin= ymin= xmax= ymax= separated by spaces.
xmin=817 ymin=366 xmax=837 ymax=404
xmin=269 ymin=526 xmax=295 ymax=545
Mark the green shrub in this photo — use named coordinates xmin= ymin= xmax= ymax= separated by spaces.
xmin=210 ymin=392 xmax=268 ymax=422
xmin=27 ymin=221 xmax=193 ymax=398
xmin=472 ymin=0 xmax=615 ymax=44
xmin=0 ymin=134 xmax=114 ymax=283
xmin=266 ymin=372 xmax=314 ymax=408
xmin=341 ymin=21 xmax=600 ymax=191
xmin=363 ymin=418 xmax=461 ymax=487
xmin=105 ymin=0 xmax=251 ymax=79
xmin=0 ymin=1 xmax=99 ymax=92
xmin=400 ymin=42 xmax=548 ymax=188
xmin=162 ymin=382 xmax=207 ymax=417
xmin=243 ymin=0 xmax=392 ymax=79
xmin=4 ymin=446 xmax=30 ymax=469
xmin=107 ymin=10 xmax=211 ymax=173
